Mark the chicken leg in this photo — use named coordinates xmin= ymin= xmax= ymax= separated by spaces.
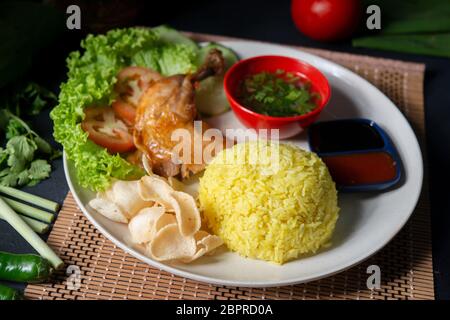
xmin=134 ymin=49 xmax=225 ymax=178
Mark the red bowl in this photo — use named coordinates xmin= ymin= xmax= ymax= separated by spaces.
xmin=223 ymin=55 xmax=331 ymax=139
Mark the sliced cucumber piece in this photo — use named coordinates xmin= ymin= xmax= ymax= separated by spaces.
xmin=153 ymin=25 xmax=199 ymax=51
xmin=195 ymin=76 xmax=230 ymax=116
xmin=196 ymin=42 xmax=239 ymax=69
xmin=195 ymin=43 xmax=240 ymax=116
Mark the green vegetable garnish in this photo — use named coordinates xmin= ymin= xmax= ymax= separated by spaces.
xmin=0 ymin=80 xmax=60 ymax=188
xmin=0 ymin=214 xmax=49 ymax=235
xmin=51 ymin=27 xmax=200 ymax=191
xmin=238 ymin=70 xmax=318 ymax=117
xmin=0 ymin=185 xmax=60 ymax=213
xmin=1 ymin=196 xmax=54 ymax=224
xmin=195 ymin=42 xmax=240 ymax=116
xmin=0 ymin=197 xmax=63 ymax=269
xmin=352 ymin=0 xmax=450 ymax=58
xmin=0 ymin=251 xmax=54 ymax=283
xmin=0 ymin=284 xmax=22 ymax=300
xmin=0 ymin=109 xmax=60 ymax=188
xmin=362 ymin=0 xmax=450 ymax=35
xmin=353 ymin=33 xmax=450 ymax=58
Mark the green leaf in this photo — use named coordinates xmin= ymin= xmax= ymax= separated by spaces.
xmin=0 ymin=148 xmax=7 ymax=168
xmin=0 ymin=171 xmax=19 ymax=187
xmin=131 ymin=47 xmax=162 ymax=71
xmin=28 ymin=159 xmax=51 ymax=180
xmin=6 ymin=136 xmax=37 ymax=173
xmin=6 ymin=136 xmax=36 ymax=162
xmin=364 ymin=0 xmax=450 ymax=34
xmin=152 ymin=25 xmax=199 ymax=51
xmin=0 ymin=168 xmax=9 ymax=178
xmin=0 ymin=109 xmax=32 ymax=134
xmin=156 ymin=44 xmax=197 ymax=76
xmin=353 ymin=33 xmax=450 ymax=58
xmin=5 ymin=118 xmax=27 ymax=139
xmin=17 ymin=170 xmax=30 ymax=186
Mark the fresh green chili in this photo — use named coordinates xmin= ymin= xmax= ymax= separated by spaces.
xmin=0 ymin=251 xmax=53 ymax=283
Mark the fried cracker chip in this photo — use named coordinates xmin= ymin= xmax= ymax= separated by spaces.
xmin=168 ymin=177 xmax=198 ymax=199
xmin=170 ymin=191 xmax=201 ymax=237
xmin=138 ymin=175 xmax=175 ymax=210
xmin=107 ymin=180 xmax=152 ymax=219
xmin=128 ymin=206 xmax=165 ymax=244
xmin=142 ymin=154 xmax=153 ymax=175
xmin=148 ymin=224 xmax=197 ymax=261
xmin=196 ymin=231 xmax=224 ymax=252
xmin=180 ymin=230 xmax=224 ymax=263
xmin=90 ymin=174 xmax=222 ymax=263
xmin=89 ymin=196 xmax=128 ymax=223
xmin=154 ymin=213 xmax=177 ymax=233
xmin=139 ymin=175 xmax=201 ymax=237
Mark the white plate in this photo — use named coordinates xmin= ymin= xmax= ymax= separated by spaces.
xmin=64 ymin=40 xmax=423 ymax=287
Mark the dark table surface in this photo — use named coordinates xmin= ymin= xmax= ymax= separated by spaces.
xmin=1 ymin=0 xmax=449 ymax=299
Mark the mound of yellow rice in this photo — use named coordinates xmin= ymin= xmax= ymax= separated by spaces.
xmin=199 ymin=141 xmax=339 ymax=264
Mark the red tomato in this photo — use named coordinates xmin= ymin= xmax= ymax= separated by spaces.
xmin=81 ymin=106 xmax=135 ymax=154
xmin=112 ymin=99 xmax=137 ymax=126
xmin=115 ymin=66 xmax=162 ymax=106
xmin=291 ymin=0 xmax=361 ymax=41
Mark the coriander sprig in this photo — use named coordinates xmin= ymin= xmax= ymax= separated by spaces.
xmin=0 ymin=109 xmax=61 ymax=187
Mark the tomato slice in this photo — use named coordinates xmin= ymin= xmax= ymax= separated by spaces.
xmin=112 ymin=99 xmax=136 ymax=126
xmin=115 ymin=66 xmax=162 ymax=106
xmin=81 ymin=106 xmax=135 ymax=154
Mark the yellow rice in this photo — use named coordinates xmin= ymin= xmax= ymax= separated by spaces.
xmin=199 ymin=141 xmax=339 ymax=264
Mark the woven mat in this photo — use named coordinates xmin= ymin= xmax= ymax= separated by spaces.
xmin=25 ymin=33 xmax=433 ymax=300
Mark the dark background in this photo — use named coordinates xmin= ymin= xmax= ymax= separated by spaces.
xmin=1 ymin=0 xmax=449 ymax=299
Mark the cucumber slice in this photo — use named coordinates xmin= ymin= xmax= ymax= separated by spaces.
xmin=196 ymin=42 xmax=239 ymax=69
xmin=195 ymin=76 xmax=230 ymax=116
xmin=153 ymin=25 xmax=199 ymax=51
xmin=195 ymin=43 xmax=240 ymax=116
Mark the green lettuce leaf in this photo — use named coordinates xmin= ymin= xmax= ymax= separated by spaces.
xmin=51 ymin=27 xmax=199 ymax=191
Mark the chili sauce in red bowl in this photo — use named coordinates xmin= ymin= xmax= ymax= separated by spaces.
xmin=308 ymin=119 xmax=402 ymax=192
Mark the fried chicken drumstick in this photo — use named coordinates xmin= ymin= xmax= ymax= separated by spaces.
xmin=134 ymin=49 xmax=225 ymax=178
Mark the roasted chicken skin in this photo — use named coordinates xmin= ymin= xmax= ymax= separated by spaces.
xmin=134 ymin=49 xmax=225 ymax=178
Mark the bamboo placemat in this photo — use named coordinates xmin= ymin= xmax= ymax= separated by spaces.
xmin=26 ymin=33 xmax=433 ymax=300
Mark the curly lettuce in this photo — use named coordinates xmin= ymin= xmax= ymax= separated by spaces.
xmin=51 ymin=27 xmax=198 ymax=191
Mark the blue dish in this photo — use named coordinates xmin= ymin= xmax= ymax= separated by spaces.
xmin=308 ymin=118 xmax=403 ymax=192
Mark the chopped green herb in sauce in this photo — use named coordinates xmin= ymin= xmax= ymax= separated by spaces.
xmin=238 ymin=69 xmax=318 ymax=117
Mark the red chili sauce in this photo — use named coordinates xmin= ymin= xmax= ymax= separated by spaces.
xmin=322 ymin=152 xmax=397 ymax=186
xmin=309 ymin=120 xmax=398 ymax=186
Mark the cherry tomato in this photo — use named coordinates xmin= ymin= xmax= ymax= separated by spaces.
xmin=115 ymin=66 xmax=162 ymax=106
xmin=81 ymin=106 xmax=135 ymax=154
xmin=291 ymin=0 xmax=362 ymax=41
xmin=112 ymin=99 xmax=137 ymax=126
